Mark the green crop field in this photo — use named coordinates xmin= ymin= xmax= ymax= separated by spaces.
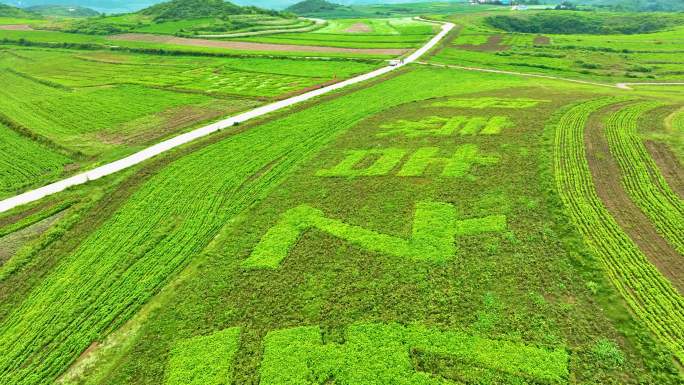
xmin=0 ymin=44 xmax=375 ymax=196
xmin=230 ymin=18 xmax=437 ymax=49
xmin=430 ymin=11 xmax=684 ymax=83
xmin=0 ymin=2 xmax=683 ymax=385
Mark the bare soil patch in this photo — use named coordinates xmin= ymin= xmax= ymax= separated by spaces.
xmin=0 ymin=24 xmax=33 ymax=31
xmin=345 ymin=23 xmax=372 ymax=33
xmin=534 ymin=35 xmax=550 ymax=45
xmin=457 ymin=35 xmax=510 ymax=52
xmin=0 ymin=210 xmax=66 ymax=264
xmin=585 ymin=105 xmax=684 ymax=292
xmin=98 ymin=101 xmax=256 ymax=146
xmin=109 ymin=33 xmax=407 ymax=56
xmin=644 ymin=140 xmax=684 ymax=198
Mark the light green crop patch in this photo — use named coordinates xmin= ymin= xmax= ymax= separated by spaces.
xmin=316 ymin=146 xmax=499 ymax=178
xmin=432 ymin=98 xmax=548 ymax=109
xmin=242 ymin=201 xmax=506 ymax=269
xmin=315 ymin=148 xmax=407 ymax=177
xmin=378 ymin=115 xmax=513 ymax=137
xmin=259 ymin=323 xmax=570 ymax=385
xmin=165 ymin=327 xmax=241 ymax=385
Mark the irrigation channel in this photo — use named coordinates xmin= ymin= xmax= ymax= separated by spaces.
xmin=0 ymin=20 xmax=454 ymax=214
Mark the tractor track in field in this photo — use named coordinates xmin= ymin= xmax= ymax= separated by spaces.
xmin=0 ymin=21 xmax=455 ymax=213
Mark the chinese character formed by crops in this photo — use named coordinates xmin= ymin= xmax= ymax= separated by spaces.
xmin=242 ymin=201 xmax=506 ymax=269
xmin=164 ymin=323 xmax=569 ymax=385
xmin=316 ymin=146 xmax=499 ymax=178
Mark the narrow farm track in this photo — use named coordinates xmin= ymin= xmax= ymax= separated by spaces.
xmin=418 ymin=62 xmax=684 ymax=92
xmin=416 ymin=61 xmax=618 ymax=89
xmin=554 ymin=98 xmax=684 ymax=364
xmin=0 ymin=21 xmax=454 ymax=214
xmin=604 ymin=102 xmax=684 ymax=256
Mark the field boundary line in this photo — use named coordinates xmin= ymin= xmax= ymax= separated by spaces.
xmin=0 ymin=21 xmax=455 ymax=214
xmin=616 ymin=82 xmax=684 ymax=90
xmin=415 ymin=61 xmax=618 ymax=89
xmin=196 ymin=17 xmax=326 ymax=38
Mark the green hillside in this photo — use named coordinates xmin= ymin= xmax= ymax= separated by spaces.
xmin=25 ymin=5 xmax=99 ymax=17
xmin=286 ymin=0 xmax=348 ymax=15
xmin=56 ymin=0 xmax=299 ymax=35
xmin=140 ymin=0 xmax=282 ymax=22
xmin=0 ymin=3 xmax=39 ymax=18
xmin=579 ymin=0 xmax=684 ymax=12
xmin=486 ymin=11 xmax=684 ymax=35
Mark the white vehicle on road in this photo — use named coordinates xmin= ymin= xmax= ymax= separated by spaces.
xmin=0 ymin=20 xmax=455 ymax=213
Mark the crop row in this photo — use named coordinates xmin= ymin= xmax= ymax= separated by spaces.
xmin=0 ymin=122 xmax=71 ymax=198
xmin=553 ymin=98 xmax=684 ymax=363
xmin=604 ymin=101 xmax=684 ymax=254
xmin=0 ymin=68 xmax=481 ymax=385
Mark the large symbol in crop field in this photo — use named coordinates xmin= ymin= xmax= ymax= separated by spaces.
xmin=316 ymin=145 xmax=499 ymax=178
xmin=241 ymin=201 xmax=506 ymax=269
xmin=164 ymin=324 xmax=569 ymax=385
xmin=378 ymin=115 xmax=513 ymax=137
xmin=431 ymin=97 xmax=548 ymax=109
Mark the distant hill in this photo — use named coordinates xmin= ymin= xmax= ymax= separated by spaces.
xmin=286 ymin=0 xmax=347 ymax=14
xmin=139 ymin=0 xmax=281 ymax=22
xmin=577 ymin=0 xmax=684 ymax=12
xmin=26 ymin=5 xmax=99 ymax=17
xmin=0 ymin=3 xmax=39 ymax=17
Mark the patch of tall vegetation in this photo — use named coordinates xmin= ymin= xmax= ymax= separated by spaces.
xmin=0 ymin=3 xmax=39 ymax=18
xmin=486 ymin=12 xmax=681 ymax=34
xmin=580 ymin=0 xmax=684 ymax=12
xmin=286 ymin=0 xmax=347 ymax=15
xmin=140 ymin=0 xmax=284 ymax=23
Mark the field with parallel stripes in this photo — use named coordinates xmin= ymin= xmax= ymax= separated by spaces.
xmin=0 ymin=6 xmax=683 ymax=385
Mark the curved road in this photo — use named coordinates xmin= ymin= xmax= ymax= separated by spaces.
xmin=0 ymin=21 xmax=454 ymax=214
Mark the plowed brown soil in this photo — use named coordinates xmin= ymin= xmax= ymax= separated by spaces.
xmin=456 ymin=35 xmax=509 ymax=52
xmin=345 ymin=23 xmax=372 ymax=33
xmin=585 ymin=105 xmax=683 ymax=292
xmin=0 ymin=24 xmax=33 ymax=31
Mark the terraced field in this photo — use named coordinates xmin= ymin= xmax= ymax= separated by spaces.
xmin=232 ymin=18 xmax=437 ymax=49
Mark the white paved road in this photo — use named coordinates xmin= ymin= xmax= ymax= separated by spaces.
xmin=0 ymin=21 xmax=454 ymax=214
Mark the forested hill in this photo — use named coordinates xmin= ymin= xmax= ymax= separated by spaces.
xmin=139 ymin=0 xmax=282 ymax=21
xmin=286 ymin=0 xmax=347 ymax=14
xmin=0 ymin=3 xmax=39 ymax=17
xmin=486 ymin=11 xmax=684 ymax=34
xmin=577 ymin=0 xmax=684 ymax=12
